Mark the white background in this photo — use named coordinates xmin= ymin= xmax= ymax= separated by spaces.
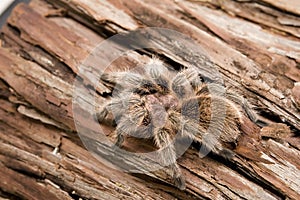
xmin=0 ymin=0 xmax=30 ymax=28
xmin=0 ymin=0 xmax=15 ymax=16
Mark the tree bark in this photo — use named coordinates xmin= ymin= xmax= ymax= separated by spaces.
xmin=0 ymin=0 xmax=299 ymax=199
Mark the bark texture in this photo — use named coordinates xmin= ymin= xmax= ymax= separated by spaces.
xmin=0 ymin=0 xmax=299 ymax=199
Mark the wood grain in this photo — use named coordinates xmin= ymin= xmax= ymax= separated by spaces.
xmin=0 ymin=0 xmax=299 ymax=199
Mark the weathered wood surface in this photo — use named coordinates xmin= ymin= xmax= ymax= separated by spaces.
xmin=0 ymin=0 xmax=299 ymax=199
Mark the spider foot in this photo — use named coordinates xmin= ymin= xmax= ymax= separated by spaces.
xmin=114 ymin=134 xmax=124 ymax=147
xmin=174 ymin=175 xmax=186 ymax=190
xmin=218 ymin=148 xmax=236 ymax=160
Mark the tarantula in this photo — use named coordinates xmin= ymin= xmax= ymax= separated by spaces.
xmin=96 ymin=58 xmax=253 ymax=189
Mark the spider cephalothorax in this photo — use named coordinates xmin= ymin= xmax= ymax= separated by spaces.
xmin=96 ymin=58 xmax=248 ymax=189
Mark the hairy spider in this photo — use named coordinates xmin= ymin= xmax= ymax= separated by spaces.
xmin=96 ymin=58 xmax=254 ymax=190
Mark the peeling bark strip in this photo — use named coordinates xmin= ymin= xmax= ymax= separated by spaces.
xmin=259 ymin=0 xmax=300 ymax=16
xmin=0 ymin=0 xmax=300 ymax=199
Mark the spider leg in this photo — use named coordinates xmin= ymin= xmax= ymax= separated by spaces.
xmin=101 ymin=71 xmax=143 ymax=86
xmin=113 ymin=98 xmax=153 ymax=145
xmin=180 ymin=96 xmax=236 ymax=159
xmin=199 ymin=95 xmax=238 ymax=159
xmin=169 ymin=110 xmax=208 ymax=149
xmin=96 ymin=105 xmax=109 ymax=123
xmin=116 ymin=110 xmax=147 ymax=135
xmin=95 ymin=102 xmax=126 ymax=147
xmin=182 ymin=67 xmax=203 ymax=92
xmin=196 ymin=83 xmax=264 ymax=126
xmin=184 ymin=117 xmax=235 ymax=159
xmin=153 ymin=127 xmax=185 ymax=190
xmin=171 ymin=72 xmax=194 ymax=99
xmin=95 ymin=101 xmax=117 ymax=126
xmin=96 ymin=94 xmax=145 ymax=124
xmin=172 ymin=66 xmax=204 ymax=98
xmin=114 ymin=128 xmax=125 ymax=147
xmin=145 ymin=58 xmax=170 ymax=94
xmin=113 ymin=117 xmax=153 ymax=155
xmin=95 ymin=96 xmax=129 ymax=125
xmin=102 ymin=71 xmax=156 ymax=95
xmin=225 ymin=91 xmax=267 ymax=126
xmin=112 ymin=116 xmax=137 ymax=147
